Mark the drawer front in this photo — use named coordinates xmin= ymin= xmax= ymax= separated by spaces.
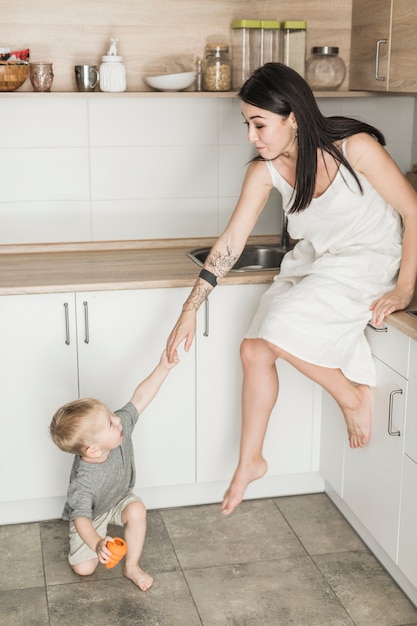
xmin=366 ymin=323 xmax=410 ymax=379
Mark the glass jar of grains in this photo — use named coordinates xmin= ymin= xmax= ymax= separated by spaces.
xmin=204 ymin=44 xmax=232 ymax=91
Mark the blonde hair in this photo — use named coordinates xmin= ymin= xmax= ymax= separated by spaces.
xmin=50 ymin=398 xmax=105 ymax=455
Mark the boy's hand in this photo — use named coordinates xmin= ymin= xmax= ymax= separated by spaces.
xmin=160 ymin=348 xmax=179 ymax=371
xmin=96 ymin=536 xmax=113 ymax=565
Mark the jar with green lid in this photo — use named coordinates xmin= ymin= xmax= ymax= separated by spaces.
xmin=260 ymin=20 xmax=281 ymax=66
xmin=282 ymin=20 xmax=307 ymax=77
xmin=231 ymin=19 xmax=261 ymax=89
xmin=204 ymin=44 xmax=232 ymax=91
xmin=306 ymin=46 xmax=346 ymax=90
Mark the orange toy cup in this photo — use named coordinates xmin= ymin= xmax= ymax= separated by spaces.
xmin=105 ymin=537 xmax=127 ymax=568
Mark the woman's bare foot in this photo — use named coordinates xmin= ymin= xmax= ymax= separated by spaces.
xmin=343 ymin=384 xmax=372 ymax=448
xmin=124 ymin=565 xmax=153 ymax=591
xmin=222 ymin=457 xmax=268 ymax=515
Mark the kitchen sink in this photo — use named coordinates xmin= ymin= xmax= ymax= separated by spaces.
xmin=187 ymin=244 xmax=287 ymax=272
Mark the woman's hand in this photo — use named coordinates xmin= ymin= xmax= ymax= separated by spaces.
xmin=369 ymin=286 xmax=414 ymax=327
xmin=166 ymin=309 xmax=197 ymax=363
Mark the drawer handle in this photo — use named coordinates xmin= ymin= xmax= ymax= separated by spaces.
xmin=64 ymin=302 xmax=70 ymax=345
xmin=375 ymin=38 xmax=387 ymax=81
xmin=203 ymin=298 xmax=209 ymax=337
xmin=367 ymin=322 xmax=388 ymax=332
xmin=83 ymin=301 xmax=90 ymax=344
xmin=388 ymin=389 xmax=402 ymax=437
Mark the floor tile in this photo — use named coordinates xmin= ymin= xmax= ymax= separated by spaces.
xmin=0 ymin=523 xmax=44 ymax=591
xmin=161 ymin=499 xmax=306 ymax=569
xmin=275 ymin=493 xmax=367 ymax=555
xmin=313 ymin=550 xmax=417 ymax=626
xmin=138 ymin=509 xmax=182 ymax=574
xmin=47 ymin=572 xmax=202 ymax=626
xmin=0 ymin=587 xmax=49 ymax=626
xmin=184 ymin=556 xmax=355 ymax=626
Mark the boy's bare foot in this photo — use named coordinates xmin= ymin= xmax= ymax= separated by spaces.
xmin=124 ymin=565 xmax=153 ymax=591
xmin=344 ymin=384 xmax=372 ymax=449
xmin=222 ymin=457 xmax=267 ymax=515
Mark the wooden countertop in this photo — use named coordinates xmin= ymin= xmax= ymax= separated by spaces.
xmin=0 ymin=237 xmax=277 ymax=295
xmin=1 ymin=237 xmax=417 ymax=342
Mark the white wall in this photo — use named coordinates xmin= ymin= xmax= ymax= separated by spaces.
xmin=0 ymin=95 xmax=415 ymax=245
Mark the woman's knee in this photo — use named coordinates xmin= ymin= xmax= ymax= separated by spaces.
xmin=240 ymin=338 xmax=277 ymax=366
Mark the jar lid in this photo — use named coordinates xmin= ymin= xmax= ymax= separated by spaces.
xmin=205 ymin=44 xmax=229 ymax=52
xmin=282 ymin=20 xmax=307 ymax=30
xmin=312 ymin=46 xmax=339 ymax=55
xmin=260 ymin=20 xmax=281 ymax=29
xmin=232 ymin=19 xmax=261 ymax=29
xmin=102 ymin=55 xmax=123 ymax=62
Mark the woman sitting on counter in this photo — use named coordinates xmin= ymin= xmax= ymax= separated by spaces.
xmin=166 ymin=62 xmax=417 ymax=516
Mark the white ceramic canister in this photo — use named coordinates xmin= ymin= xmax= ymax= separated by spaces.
xmin=99 ymin=39 xmax=126 ymax=92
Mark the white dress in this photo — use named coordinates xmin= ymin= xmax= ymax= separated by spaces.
xmin=245 ymin=147 xmax=403 ymax=386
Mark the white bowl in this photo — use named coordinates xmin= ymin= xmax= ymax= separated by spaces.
xmin=145 ymin=71 xmax=196 ymax=92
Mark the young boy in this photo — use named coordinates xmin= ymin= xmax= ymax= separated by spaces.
xmin=50 ymin=349 xmax=178 ymax=591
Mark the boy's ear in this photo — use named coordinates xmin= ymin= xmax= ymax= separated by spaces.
xmin=84 ymin=444 xmax=102 ymax=459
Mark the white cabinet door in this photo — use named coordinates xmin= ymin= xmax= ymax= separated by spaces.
xmin=404 ymin=339 xmax=417 ymax=464
xmin=0 ymin=293 xmax=78 ymax=504
xmin=319 ymin=391 xmax=346 ymax=497
xmin=196 ymin=284 xmax=316 ymax=483
xmin=398 ymin=454 xmax=417 ymax=588
xmin=76 ymin=288 xmax=196 ymax=489
xmin=343 ymin=357 xmax=406 ymax=562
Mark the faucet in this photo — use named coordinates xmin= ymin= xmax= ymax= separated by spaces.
xmin=280 ymin=211 xmax=289 ymax=251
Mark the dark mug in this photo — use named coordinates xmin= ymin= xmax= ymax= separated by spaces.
xmin=75 ymin=65 xmax=99 ymax=92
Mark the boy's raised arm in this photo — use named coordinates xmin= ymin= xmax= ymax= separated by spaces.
xmin=129 ymin=350 xmax=179 ymax=415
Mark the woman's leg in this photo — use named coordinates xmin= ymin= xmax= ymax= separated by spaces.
xmin=222 ymin=338 xmax=280 ymax=515
xmin=221 ymin=338 xmax=371 ymax=515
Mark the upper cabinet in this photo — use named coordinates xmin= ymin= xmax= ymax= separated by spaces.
xmin=350 ymin=0 xmax=417 ymax=92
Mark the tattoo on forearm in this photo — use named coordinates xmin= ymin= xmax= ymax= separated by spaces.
xmin=206 ymin=247 xmax=240 ymax=276
xmin=183 ymin=284 xmax=211 ymax=311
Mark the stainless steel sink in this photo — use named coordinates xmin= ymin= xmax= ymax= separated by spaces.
xmin=187 ymin=244 xmax=287 ymax=272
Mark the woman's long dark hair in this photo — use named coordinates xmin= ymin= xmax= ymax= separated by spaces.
xmin=239 ymin=62 xmax=386 ymax=213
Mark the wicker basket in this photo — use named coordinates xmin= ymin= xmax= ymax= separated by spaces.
xmin=0 ymin=63 xmax=29 ymax=91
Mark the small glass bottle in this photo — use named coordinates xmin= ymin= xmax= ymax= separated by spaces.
xmin=203 ymin=44 xmax=232 ymax=92
xmin=282 ymin=20 xmax=307 ymax=78
xmin=99 ymin=38 xmax=126 ymax=93
xmin=195 ymin=57 xmax=203 ymax=91
xmin=29 ymin=62 xmax=54 ymax=92
xmin=306 ymin=46 xmax=346 ymax=90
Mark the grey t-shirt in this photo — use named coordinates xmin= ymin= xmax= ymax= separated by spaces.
xmin=62 ymin=402 xmax=139 ymax=522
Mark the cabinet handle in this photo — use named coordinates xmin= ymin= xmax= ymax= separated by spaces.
xmin=367 ymin=322 xmax=388 ymax=332
xmin=203 ymin=298 xmax=209 ymax=337
xmin=388 ymin=389 xmax=402 ymax=437
xmin=375 ymin=38 xmax=387 ymax=81
xmin=83 ymin=301 xmax=90 ymax=344
xmin=64 ymin=302 xmax=70 ymax=345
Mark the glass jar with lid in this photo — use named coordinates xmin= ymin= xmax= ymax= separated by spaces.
xmin=231 ymin=20 xmax=261 ymax=89
xmin=282 ymin=20 xmax=307 ymax=77
xmin=260 ymin=20 xmax=281 ymax=66
xmin=203 ymin=44 xmax=232 ymax=91
xmin=306 ymin=46 xmax=346 ymax=90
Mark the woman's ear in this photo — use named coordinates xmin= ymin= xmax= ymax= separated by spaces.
xmin=289 ymin=111 xmax=298 ymax=130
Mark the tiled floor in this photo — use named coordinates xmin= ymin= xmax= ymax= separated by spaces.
xmin=1 ymin=493 xmax=417 ymax=626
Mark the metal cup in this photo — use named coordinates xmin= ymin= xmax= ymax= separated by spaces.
xmin=74 ymin=65 xmax=99 ymax=92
